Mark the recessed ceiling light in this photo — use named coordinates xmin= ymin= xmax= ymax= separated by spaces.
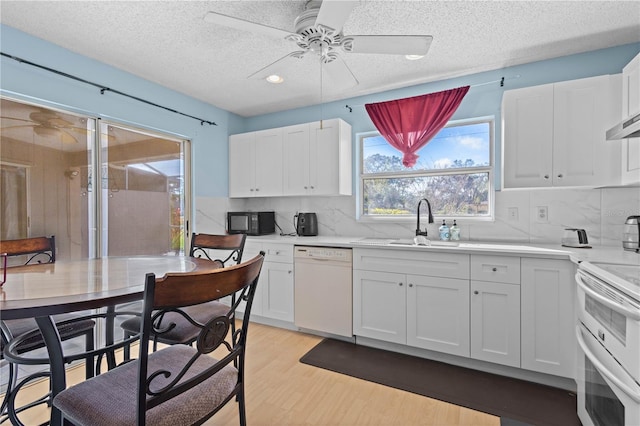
xmin=266 ymin=74 xmax=284 ymax=84
xmin=405 ymin=55 xmax=424 ymax=60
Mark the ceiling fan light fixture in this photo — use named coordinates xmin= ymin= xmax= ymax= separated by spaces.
xmin=266 ymin=74 xmax=284 ymax=84
xmin=405 ymin=54 xmax=424 ymax=60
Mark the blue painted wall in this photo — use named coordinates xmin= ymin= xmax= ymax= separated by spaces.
xmin=0 ymin=24 xmax=244 ymax=198
xmin=1 ymin=24 xmax=639 ymax=196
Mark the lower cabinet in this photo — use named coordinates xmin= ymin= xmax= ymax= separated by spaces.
xmin=353 ymin=248 xmax=576 ymax=380
xmin=239 ymin=241 xmax=294 ymax=323
xmin=470 ymin=280 xmax=521 ymax=368
xmin=521 ymin=258 xmax=575 ymax=378
xmin=408 ymin=275 xmax=470 ymax=357
xmin=353 ymin=270 xmax=406 ymax=344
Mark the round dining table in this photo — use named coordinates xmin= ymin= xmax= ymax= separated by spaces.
xmin=0 ymin=255 xmax=222 ymax=426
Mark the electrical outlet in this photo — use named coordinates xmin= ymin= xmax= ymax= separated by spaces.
xmin=536 ymin=206 xmax=548 ymax=223
xmin=508 ymin=207 xmax=519 ymax=221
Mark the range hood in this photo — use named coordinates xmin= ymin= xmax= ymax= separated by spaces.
xmin=606 ymin=113 xmax=640 ymax=140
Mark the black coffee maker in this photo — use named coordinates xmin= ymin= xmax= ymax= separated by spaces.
xmin=295 ymin=213 xmax=318 ymax=236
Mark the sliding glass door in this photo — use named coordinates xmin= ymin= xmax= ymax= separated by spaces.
xmin=0 ymin=97 xmax=191 ymax=258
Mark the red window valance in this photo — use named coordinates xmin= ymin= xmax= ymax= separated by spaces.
xmin=365 ymin=86 xmax=470 ymax=167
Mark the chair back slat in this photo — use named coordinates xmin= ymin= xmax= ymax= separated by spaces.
xmin=189 ymin=233 xmax=246 ymax=266
xmin=0 ymin=236 xmax=56 ymax=265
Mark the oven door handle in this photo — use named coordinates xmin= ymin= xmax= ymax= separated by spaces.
xmin=576 ymin=325 xmax=640 ymax=403
xmin=575 ymin=271 xmax=640 ymax=321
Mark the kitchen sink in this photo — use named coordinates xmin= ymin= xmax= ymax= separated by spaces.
xmin=388 ymin=238 xmax=459 ymax=247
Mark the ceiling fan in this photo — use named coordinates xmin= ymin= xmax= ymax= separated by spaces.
xmin=204 ymin=0 xmax=433 ymax=87
xmin=1 ymin=109 xmax=89 ymax=144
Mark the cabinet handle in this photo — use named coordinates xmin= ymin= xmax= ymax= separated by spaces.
xmin=255 ymin=188 xmax=260 ymax=191
xmin=492 ymin=267 xmax=497 ymax=272
xmin=399 ymin=282 xmax=403 ymax=287
xmin=557 ymin=174 xmax=563 ymax=178
xmin=310 ymin=186 xmax=315 ymax=189
xmin=288 ymin=270 xmax=292 ymax=274
xmin=250 ymin=188 xmax=254 ymax=191
xmin=544 ymin=175 xmax=550 ymax=179
xmin=304 ymin=186 xmax=308 ymax=189
xmin=474 ymin=290 xmax=479 ymax=295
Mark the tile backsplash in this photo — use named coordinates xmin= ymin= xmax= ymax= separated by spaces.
xmin=196 ymin=186 xmax=640 ymax=247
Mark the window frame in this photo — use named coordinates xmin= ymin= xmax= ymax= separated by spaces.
xmin=357 ymin=116 xmax=495 ymax=223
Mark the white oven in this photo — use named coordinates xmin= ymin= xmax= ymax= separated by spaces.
xmin=576 ymin=262 xmax=640 ymax=426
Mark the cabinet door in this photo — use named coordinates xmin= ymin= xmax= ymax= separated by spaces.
xmin=229 ymin=132 xmax=256 ymax=197
xmin=553 ymin=75 xmax=616 ymax=186
xmin=261 ymin=261 xmax=294 ymax=322
xmin=407 ymin=274 xmax=470 ymax=357
xmin=470 ymin=280 xmax=520 ymax=367
xmin=282 ymin=123 xmax=310 ymax=195
xmin=254 ymin=128 xmax=283 ymax=196
xmin=622 ymin=53 xmax=640 ymax=185
xmin=310 ymin=119 xmax=340 ymax=195
xmin=502 ymin=84 xmax=554 ymax=188
xmin=521 ymin=258 xmax=574 ymax=378
xmin=353 ymin=270 xmax=406 ymax=344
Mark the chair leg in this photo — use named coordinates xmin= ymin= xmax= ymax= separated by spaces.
xmin=123 ymin=331 xmax=132 ymax=361
xmin=238 ymin=388 xmax=246 ymax=426
xmin=84 ymin=328 xmax=95 ymax=379
xmin=0 ymin=361 xmax=16 ymax=419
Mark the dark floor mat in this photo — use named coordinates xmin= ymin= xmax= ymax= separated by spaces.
xmin=300 ymin=338 xmax=579 ymax=426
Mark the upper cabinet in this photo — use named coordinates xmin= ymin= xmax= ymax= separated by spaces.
xmin=230 ymin=118 xmax=352 ymax=198
xmin=502 ymin=74 xmax=622 ymax=189
xmin=621 ymin=52 xmax=640 ymax=185
xmin=283 ymin=118 xmax=352 ymax=196
xmin=229 ymin=128 xmax=283 ymax=197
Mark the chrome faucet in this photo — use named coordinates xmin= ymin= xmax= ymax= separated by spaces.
xmin=416 ymin=198 xmax=434 ymax=237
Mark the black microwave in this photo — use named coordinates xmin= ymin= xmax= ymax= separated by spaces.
xmin=227 ymin=211 xmax=276 ymax=236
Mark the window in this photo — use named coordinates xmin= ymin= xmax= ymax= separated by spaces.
xmin=359 ymin=118 xmax=493 ymax=220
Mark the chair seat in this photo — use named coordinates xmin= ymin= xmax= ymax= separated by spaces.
xmin=120 ymin=301 xmax=230 ymax=345
xmin=2 ymin=314 xmax=96 ymax=355
xmin=53 ymin=344 xmax=238 ymax=426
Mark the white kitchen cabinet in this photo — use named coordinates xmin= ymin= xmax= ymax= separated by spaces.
xmin=353 ymin=269 xmax=406 ymax=344
xmin=503 ymin=74 xmax=621 ymax=188
xmin=237 ymin=241 xmax=294 ymax=323
xmin=407 ymin=274 xmax=470 ymax=357
xmin=470 ymin=280 xmax=521 ymax=368
xmin=283 ymin=118 xmax=352 ymax=196
xmin=353 ymin=248 xmax=470 ymax=356
xmin=469 ymin=255 xmax=521 ymax=368
xmin=621 ymin=52 xmax=640 ymax=185
xmin=521 ymin=258 xmax=575 ymax=378
xmin=229 ymin=128 xmax=283 ymax=197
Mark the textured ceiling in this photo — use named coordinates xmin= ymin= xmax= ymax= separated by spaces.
xmin=1 ymin=1 xmax=639 ymax=117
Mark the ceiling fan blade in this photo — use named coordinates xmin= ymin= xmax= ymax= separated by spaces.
xmin=347 ymin=35 xmax=433 ymax=55
xmin=248 ymin=51 xmax=308 ymax=80
xmin=323 ymin=56 xmax=359 ymax=88
xmin=315 ymin=0 xmax=358 ymax=33
xmin=204 ymin=12 xmax=294 ymax=40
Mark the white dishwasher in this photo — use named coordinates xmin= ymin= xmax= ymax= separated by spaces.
xmin=294 ymin=246 xmax=353 ymax=337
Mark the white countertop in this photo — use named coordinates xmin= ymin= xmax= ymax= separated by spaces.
xmin=247 ymin=234 xmax=640 ymax=266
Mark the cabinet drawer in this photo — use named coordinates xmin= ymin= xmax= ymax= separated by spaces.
xmin=471 ymin=255 xmax=520 ymax=284
xmin=353 ymin=248 xmax=469 ymax=279
xmin=262 ymin=243 xmax=293 ymax=263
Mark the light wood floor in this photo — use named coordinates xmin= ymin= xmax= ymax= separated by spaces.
xmin=3 ymin=323 xmax=500 ymax=426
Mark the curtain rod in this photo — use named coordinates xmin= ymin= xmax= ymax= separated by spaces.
xmin=344 ymin=75 xmax=519 ymax=112
xmin=1 ymin=52 xmax=217 ymax=126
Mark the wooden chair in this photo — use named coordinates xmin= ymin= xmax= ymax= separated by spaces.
xmin=0 ymin=236 xmax=96 ymax=425
xmin=120 ymin=233 xmax=246 ymax=356
xmin=53 ymin=252 xmax=265 ymax=426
